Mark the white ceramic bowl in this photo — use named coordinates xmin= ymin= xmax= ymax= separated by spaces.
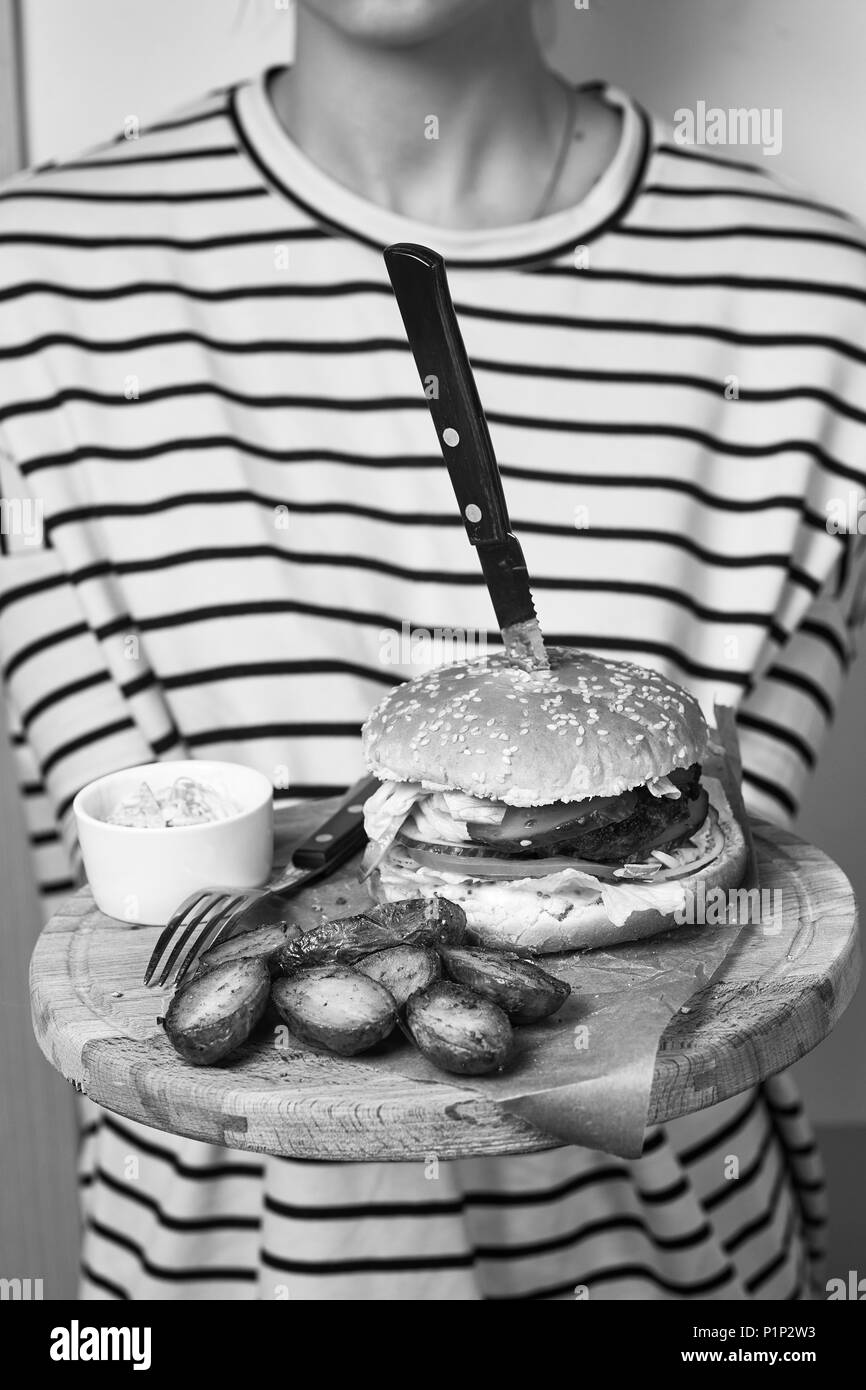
xmin=73 ymin=760 xmax=273 ymax=926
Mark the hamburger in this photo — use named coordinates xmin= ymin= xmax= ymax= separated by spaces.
xmin=360 ymin=648 xmax=747 ymax=952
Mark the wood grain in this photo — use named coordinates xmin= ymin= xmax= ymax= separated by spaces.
xmin=29 ymin=809 xmax=860 ymax=1161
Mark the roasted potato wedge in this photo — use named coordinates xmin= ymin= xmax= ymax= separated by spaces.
xmin=274 ymin=914 xmax=376 ymax=972
xmin=276 ymin=896 xmax=467 ymax=973
xmin=355 ymin=945 xmax=441 ymax=1010
xmin=367 ymin=896 xmax=467 ymax=943
xmin=196 ymin=921 xmax=299 ymax=978
xmin=405 ymin=981 xmax=512 ymax=1075
xmin=163 ymin=959 xmax=270 ymax=1065
xmin=440 ymin=946 xmax=570 ymax=1023
xmin=271 ymin=965 xmax=397 ymax=1056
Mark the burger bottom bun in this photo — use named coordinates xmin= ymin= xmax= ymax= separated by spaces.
xmin=369 ymin=779 xmax=748 ymax=953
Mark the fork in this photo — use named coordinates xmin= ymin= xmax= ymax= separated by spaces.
xmin=143 ymin=773 xmax=377 ymax=988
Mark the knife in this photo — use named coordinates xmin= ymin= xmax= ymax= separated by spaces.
xmin=383 ymin=242 xmax=548 ymax=668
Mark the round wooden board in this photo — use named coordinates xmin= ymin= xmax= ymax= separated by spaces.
xmin=30 ymin=810 xmax=859 ymax=1161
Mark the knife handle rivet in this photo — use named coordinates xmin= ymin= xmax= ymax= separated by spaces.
xmin=315 ymin=833 xmax=334 ymax=843
xmin=465 ymin=504 xmax=482 ymax=523
xmin=442 ymin=427 xmax=460 ymax=447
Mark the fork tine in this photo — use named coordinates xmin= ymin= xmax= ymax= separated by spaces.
xmin=194 ymin=896 xmax=249 ymax=957
xmin=143 ymin=889 xmax=211 ymax=985
xmin=152 ymin=894 xmax=231 ymax=988
xmin=203 ymin=894 xmax=272 ymax=945
xmin=172 ymin=895 xmax=248 ymax=989
xmin=165 ymin=888 xmax=211 ymax=937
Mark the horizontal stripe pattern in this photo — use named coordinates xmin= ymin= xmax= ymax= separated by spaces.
xmin=76 ymin=1076 xmax=820 ymax=1301
xmin=3 ymin=73 xmax=850 ymax=1300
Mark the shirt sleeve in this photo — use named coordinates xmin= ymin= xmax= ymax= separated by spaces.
xmin=735 ymin=526 xmax=866 ymax=826
xmin=0 ymin=449 xmax=157 ymax=870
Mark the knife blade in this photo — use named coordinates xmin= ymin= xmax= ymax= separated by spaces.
xmin=383 ymin=242 xmax=548 ymax=668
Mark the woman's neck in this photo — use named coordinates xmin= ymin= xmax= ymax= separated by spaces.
xmin=269 ymin=2 xmax=606 ymax=229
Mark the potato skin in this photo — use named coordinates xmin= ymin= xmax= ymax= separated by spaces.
xmin=271 ymin=965 xmax=397 ymax=1056
xmin=196 ymin=921 xmax=299 ymax=979
xmin=163 ymin=958 xmax=270 ymax=1065
xmin=368 ymin=897 xmax=467 ymax=943
xmin=276 ymin=897 xmax=467 ymax=973
xmin=440 ymin=946 xmax=570 ymax=1024
xmin=405 ymin=981 xmax=512 ymax=1075
xmin=355 ymin=945 xmax=441 ymax=1010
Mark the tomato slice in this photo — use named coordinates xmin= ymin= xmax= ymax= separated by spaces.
xmin=394 ymin=834 xmax=623 ymax=882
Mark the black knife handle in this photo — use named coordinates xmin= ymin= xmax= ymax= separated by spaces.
xmin=384 ymin=242 xmax=511 ymax=547
xmin=289 ymin=773 xmax=378 ymax=870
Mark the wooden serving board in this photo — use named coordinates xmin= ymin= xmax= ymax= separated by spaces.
xmin=30 ymin=808 xmax=859 ymax=1161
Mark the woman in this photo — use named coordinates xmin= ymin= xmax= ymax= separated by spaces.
xmin=1 ymin=0 xmax=863 ymax=1299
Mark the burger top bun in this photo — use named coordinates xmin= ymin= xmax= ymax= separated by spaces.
xmin=362 ymin=647 xmax=708 ymax=807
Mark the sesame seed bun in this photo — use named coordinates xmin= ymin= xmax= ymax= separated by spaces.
xmin=362 ymin=648 xmax=709 ymax=805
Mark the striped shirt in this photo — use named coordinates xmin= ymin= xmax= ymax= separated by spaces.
xmin=1 ymin=71 xmax=858 ymax=1298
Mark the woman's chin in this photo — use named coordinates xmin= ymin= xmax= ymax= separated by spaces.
xmin=300 ymin=0 xmax=494 ymax=48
